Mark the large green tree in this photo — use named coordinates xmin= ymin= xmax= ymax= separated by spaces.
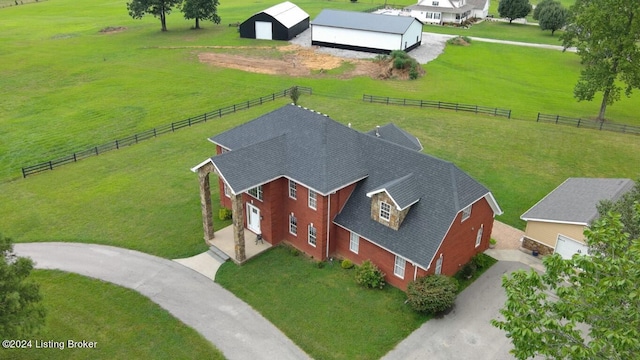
xmin=561 ymin=0 xmax=640 ymax=121
xmin=532 ymin=0 xmax=554 ymax=20
xmin=0 ymin=234 xmax=46 ymax=338
xmin=127 ymin=0 xmax=182 ymax=32
xmin=492 ymin=206 xmax=640 ymax=359
xmin=498 ymin=0 xmax=532 ymax=23
xmin=182 ymin=0 xmax=220 ymax=29
xmin=537 ymin=2 xmax=568 ymax=35
xmin=597 ymin=180 xmax=640 ymax=240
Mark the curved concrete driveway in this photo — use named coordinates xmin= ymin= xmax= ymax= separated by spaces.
xmin=15 ymin=243 xmax=309 ymax=360
xmin=382 ymin=261 xmax=528 ymax=360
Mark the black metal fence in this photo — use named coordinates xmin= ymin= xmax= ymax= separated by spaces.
xmin=21 ymin=86 xmax=312 ymax=178
xmin=363 ymin=94 xmax=512 ymax=118
xmin=536 ymin=113 xmax=640 ymax=136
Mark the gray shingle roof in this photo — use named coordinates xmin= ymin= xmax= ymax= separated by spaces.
xmin=311 ymin=9 xmax=419 ymax=34
xmin=366 ymin=123 xmax=423 ymax=151
xmin=521 ymin=178 xmax=635 ymax=225
xmin=209 ymin=105 xmax=368 ymax=195
xmin=367 ymin=173 xmax=421 ymax=210
xmin=200 ymin=104 xmax=500 ymax=269
xmin=333 ymin=140 xmax=495 ymax=269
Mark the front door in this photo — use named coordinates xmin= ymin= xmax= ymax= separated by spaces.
xmin=246 ymin=203 xmax=261 ymax=234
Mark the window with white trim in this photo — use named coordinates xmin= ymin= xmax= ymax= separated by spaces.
xmin=308 ymin=190 xmax=317 ymax=210
xmin=475 ymin=224 xmax=483 ymax=247
xmin=435 ymin=254 xmax=443 ymax=275
xmin=349 ymin=232 xmax=359 ymax=254
xmin=289 ymin=213 xmax=297 ymax=236
xmin=223 ymin=182 xmax=230 ymax=198
xmin=461 ymin=205 xmax=472 ymax=222
xmin=288 ymin=180 xmax=297 ymax=199
xmin=379 ymin=201 xmax=391 ymax=221
xmin=394 ymin=256 xmax=406 ymax=278
xmin=220 ymin=147 xmax=229 ymax=154
xmin=308 ymin=224 xmax=317 ymax=247
xmin=247 ymin=185 xmax=263 ymax=201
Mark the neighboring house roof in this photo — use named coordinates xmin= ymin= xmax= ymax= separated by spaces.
xmin=194 ymin=104 xmax=501 ymax=270
xmin=521 ymin=178 xmax=635 ymax=225
xmin=405 ymin=0 xmax=476 ymax=14
xmin=311 ymin=9 xmax=419 ymax=34
xmin=366 ymin=123 xmax=423 ymax=151
xmin=261 ymin=1 xmax=309 ymax=29
xmin=466 ymin=0 xmax=488 ymax=10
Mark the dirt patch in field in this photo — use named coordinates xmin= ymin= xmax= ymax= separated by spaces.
xmin=197 ymin=45 xmax=420 ymax=80
xmin=100 ymin=26 xmax=127 ymax=34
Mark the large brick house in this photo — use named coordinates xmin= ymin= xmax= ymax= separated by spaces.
xmin=191 ymin=104 xmax=502 ymax=290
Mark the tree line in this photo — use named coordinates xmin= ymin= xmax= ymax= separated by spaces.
xmin=127 ymin=0 xmax=220 ymax=31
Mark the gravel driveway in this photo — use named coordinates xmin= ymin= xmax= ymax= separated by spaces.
xmin=289 ymin=29 xmax=448 ymax=64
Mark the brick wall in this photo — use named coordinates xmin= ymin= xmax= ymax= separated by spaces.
xmin=333 ymin=197 xmax=495 ymax=290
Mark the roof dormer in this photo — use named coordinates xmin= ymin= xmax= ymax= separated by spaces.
xmin=366 ymin=173 xmax=420 ymax=230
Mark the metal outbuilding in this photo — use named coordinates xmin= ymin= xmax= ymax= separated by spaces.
xmin=239 ymin=2 xmax=309 ymax=40
xmin=311 ymin=9 xmax=423 ymax=54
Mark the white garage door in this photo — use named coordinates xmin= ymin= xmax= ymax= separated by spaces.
xmin=255 ymin=21 xmax=272 ymax=40
xmin=555 ymin=234 xmax=589 ymax=259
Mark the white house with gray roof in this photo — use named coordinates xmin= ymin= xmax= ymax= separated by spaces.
xmin=520 ymin=178 xmax=634 ymax=259
xmin=310 ymin=9 xmax=423 ymax=54
xmin=406 ymin=0 xmax=489 ymax=24
xmin=191 ymin=104 xmax=501 ymax=290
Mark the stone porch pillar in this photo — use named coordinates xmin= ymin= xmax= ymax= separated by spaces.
xmin=197 ymin=166 xmax=215 ymax=243
xmin=231 ymin=192 xmax=246 ymax=263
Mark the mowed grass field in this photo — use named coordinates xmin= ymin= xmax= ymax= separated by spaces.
xmin=2 ymin=270 xmax=224 ymax=360
xmin=1 ymin=0 xmax=639 ymax=244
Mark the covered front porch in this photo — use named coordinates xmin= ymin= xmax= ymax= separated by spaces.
xmin=208 ymin=225 xmax=272 ymax=264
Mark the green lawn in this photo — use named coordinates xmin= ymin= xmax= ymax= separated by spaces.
xmin=216 ymin=245 xmax=429 ymax=360
xmin=424 ymin=21 xmax=565 ymax=45
xmin=2 ymin=0 xmax=639 ymax=181
xmin=2 ymin=270 xmax=224 ymax=360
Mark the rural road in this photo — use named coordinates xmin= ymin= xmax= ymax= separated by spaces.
xmin=14 ymin=242 xmax=310 ymax=360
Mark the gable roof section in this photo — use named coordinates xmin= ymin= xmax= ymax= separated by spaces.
xmin=334 ymin=135 xmax=499 ymax=270
xmin=521 ymin=178 xmax=635 ymax=225
xmin=466 ymin=0 xmax=488 ymax=10
xmin=407 ymin=1 xmax=474 ymax=13
xmin=366 ymin=173 xmax=421 ymax=210
xmin=311 ymin=9 xmax=419 ymax=34
xmin=366 ymin=123 xmax=423 ymax=151
xmin=207 ymin=105 xmax=368 ymax=195
xmin=262 ymin=1 xmax=309 ymax=29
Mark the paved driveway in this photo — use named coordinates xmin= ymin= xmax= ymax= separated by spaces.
xmin=382 ymin=261 xmax=527 ymax=360
xmin=15 ymin=243 xmax=310 ymax=360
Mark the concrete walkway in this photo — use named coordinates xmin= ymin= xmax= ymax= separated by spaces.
xmin=15 ymin=243 xmax=310 ymax=360
xmin=488 ymin=220 xmax=545 ymax=272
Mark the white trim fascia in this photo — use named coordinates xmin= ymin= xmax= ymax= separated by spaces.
xmin=521 ymin=218 xmax=588 ymax=226
xmin=190 ymin=158 xmax=214 ymax=173
xmin=210 ymin=162 xmax=237 ymax=195
xmin=233 ymin=175 xmax=283 ymax=196
xmin=484 ymin=193 xmax=503 ymax=216
xmin=283 ymin=174 xmax=368 ymax=197
xmin=365 ymin=189 xmax=419 ymax=211
xmin=333 ymin=222 xmax=429 ymax=271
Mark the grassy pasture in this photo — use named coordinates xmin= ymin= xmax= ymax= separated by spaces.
xmin=3 ymin=270 xmax=223 ymax=360
xmin=424 ymin=21 xmax=566 ymax=45
xmin=2 ymin=0 xmax=639 ymax=182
